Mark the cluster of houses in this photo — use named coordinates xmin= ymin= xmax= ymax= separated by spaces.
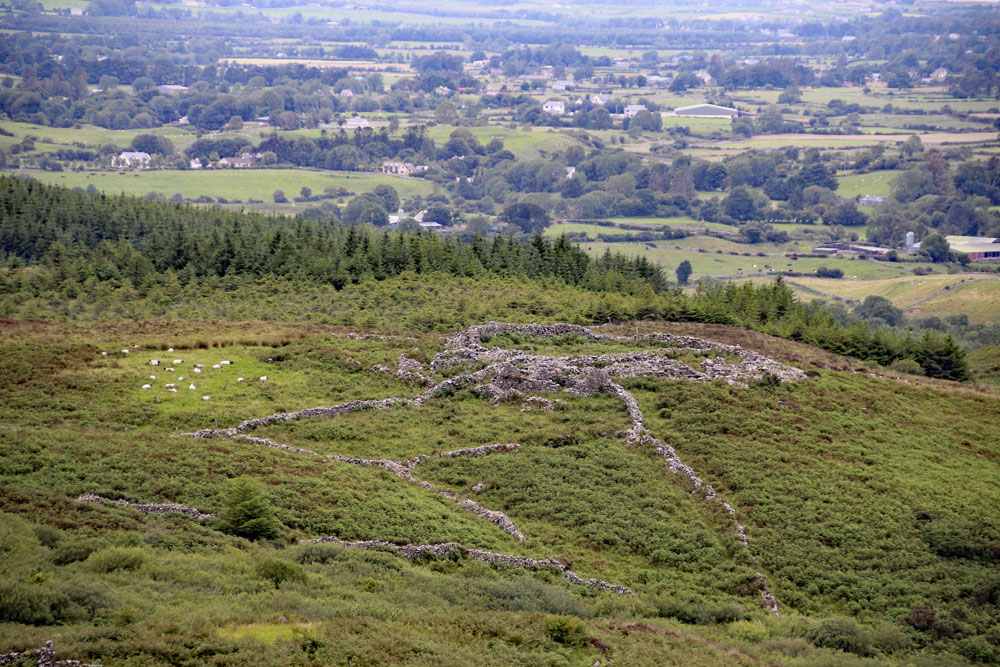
xmin=540 ymin=100 xmax=746 ymax=119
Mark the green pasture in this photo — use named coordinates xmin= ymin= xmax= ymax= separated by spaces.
xmin=0 ymin=120 xmax=196 ymax=150
xmin=14 ymin=168 xmax=438 ymax=201
xmin=836 ymin=170 xmax=897 ymax=198
xmin=576 ymin=241 xmax=933 ymax=280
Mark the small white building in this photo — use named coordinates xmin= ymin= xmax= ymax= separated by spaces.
xmin=342 ymin=116 xmax=370 ymax=130
xmin=668 ymin=103 xmax=745 ymax=119
xmin=113 ymin=151 xmax=151 ymax=169
xmin=542 ymin=100 xmax=566 ymax=115
xmin=189 ymin=158 xmax=203 ymax=170
xmin=338 ymin=88 xmax=355 ymax=97
xmin=623 ymin=104 xmax=648 ymax=118
xmin=590 ymin=93 xmax=611 ymax=105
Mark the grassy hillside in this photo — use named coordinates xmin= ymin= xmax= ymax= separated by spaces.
xmin=1 ymin=316 xmax=998 ymax=665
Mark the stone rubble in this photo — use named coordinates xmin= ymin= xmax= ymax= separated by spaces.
xmin=370 ymin=355 xmax=435 ymax=386
xmin=0 ymin=640 xmax=100 ymax=667
xmin=310 ymin=537 xmax=633 ymax=595
xmin=76 ymin=494 xmax=216 ymax=520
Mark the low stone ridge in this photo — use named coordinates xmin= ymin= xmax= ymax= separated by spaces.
xmin=76 ymin=494 xmax=215 ymax=519
xmin=311 ymin=537 xmax=633 ymax=595
xmin=370 ymin=354 xmax=435 ymax=385
xmin=180 ymin=398 xmax=405 ymax=439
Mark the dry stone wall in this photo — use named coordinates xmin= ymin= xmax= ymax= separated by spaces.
xmin=76 ymin=494 xmax=216 ymax=520
xmin=311 ymin=537 xmax=633 ymax=594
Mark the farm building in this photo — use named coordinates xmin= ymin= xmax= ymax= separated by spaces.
xmin=113 ymin=151 xmax=151 ymax=169
xmin=947 ymin=236 xmax=1000 ymax=263
xmin=342 ymin=116 xmax=370 ymax=130
xmin=668 ymin=103 xmax=748 ymax=118
xmin=381 ymin=161 xmax=427 ymax=176
xmin=623 ymin=104 xmax=648 ymax=118
xmin=542 ymin=100 xmax=566 ymax=115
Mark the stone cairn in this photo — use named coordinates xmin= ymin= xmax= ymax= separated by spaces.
xmin=173 ymin=322 xmax=807 ymax=610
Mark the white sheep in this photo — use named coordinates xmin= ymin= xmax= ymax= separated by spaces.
xmin=194 ymin=364 xmax=204 ymax=369
xmin=141 ymin=384 xmax=152 ymax=390
xmin=202 ymin=395 xmax=211 ymax=401
xmin=188 ymin=384 xmax=196 ymax=390
xmin=165 ymin=383 xmax=176 ymax=389
xmin=101 ymin=351 xmax=108 ymax=356
xmin=220 ymin=360 xmax=232 ymax=366
xmin=121 ymin=349 xmax=130 ymax=354
xmin=165 ymin=367 xmax=174 ymax=372
xmin=237 ymin=377 xmax=245 ymax=382
xmin=172 ymin=359 xmax=183 ymax=365
xmin=177 ymin=376 xmax=184 ymax=382
xmin=259 ymin=376 xmax=268 ymax=381
xmin=168 ymin=387 xmax=178 ymax=393
xmin=167 ymin=348 xmax=174 ymax=352
xmin=149 ymin=374 xmax=156 ymax=380
xmin=212 ymin=364 xmax=221 ymax=369
xmin=149 ymin=360 xmax=160 ymax=366
xmin=193 ymin=368 xmax=202 ymax=374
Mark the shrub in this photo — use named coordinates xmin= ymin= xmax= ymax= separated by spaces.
xmin=255 ymin=558 xmax=306 ymax=589
xmin=54 ymin=539 xmax=101 ymax=565
xmin=217 ymin=477 xmax=280 ymax=541
xmin=0 ymin=582 xmax=74 ymax=625
xmin=86 ymin=547 xmax=145 ymax=573
xmin=544 ymin=616 xmax=587 ymax=646
xmin=889 ymin=358 xmax=924 ymax=376
xmin=807 ymin=616 xmax=872 ymax=656
xmin=874 ymin=621 xmax=911 ymax=654
xmin=293 ymin=542 xmax=346 ymax=565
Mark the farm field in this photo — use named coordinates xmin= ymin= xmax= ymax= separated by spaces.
xmin=836 ymin=170 xmax=897 ymax=199
xmin=0 ymin=121 xmax=196 ymax=150
xmin=576 ymin=241 xmax=937 ymax=280
xmin=13 ymin=168 xmax=439 ymax=202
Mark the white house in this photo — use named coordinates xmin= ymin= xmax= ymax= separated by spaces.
xmin=542 ymin=100 xmax=566 ymax=115
xmin=590 ymin=93 xmax=611 ymax=105
xmin=113 ymin=151 xmax=151 ymax=169
xmin=337 ymin=88 xmax=355 ymax=97
xmin=189 ymin=158 xmax=203 ymax=169
xmin=623 ymin=104 xmax=647 ymax=118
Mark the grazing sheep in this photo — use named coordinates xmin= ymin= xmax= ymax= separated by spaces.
xmin=237 ymin=377 xmax=245 ymax=382
xmin=194 ymin=368 xmax=202 ymax=374
xmin=202 ymin=395 xmax=211 ymax=401
xmin=168 ymin=387 xmax=178 ymax=393
xmin=101 ymin=351 xmax=108 ymax=356
xmin=194 ymin=364 xmax=204 ymax=369
xmin=177 ymin=376 xmax=184 ymax=382
xmin=141 ymin=384 xmax=152 ymax=390
xmin=165 ymin=367 xmax=174 ymax=372
xmin=259 ymin=376 xmax=268 ymax=381
xmin=220 ymin=360 xmax=232 ymax=366
xmin=188 ymin=384 xmax=196 ymax=390
xmin=173 ymin=359 xmax=183 ymax=365
xmin=149 ymin=360 xmax=160 ymax=366
xmin=121 ymin=349 xmax=130 ymax=354
xmin=165 ymin=383 xmax=176 ymax=389
xmin=212 ymin=364 xmax=221 ymax=369
xmin=167 ymin=348 xmax=174 ymax=352
xmin=149 ymin=375 xmax=156 ymax=380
